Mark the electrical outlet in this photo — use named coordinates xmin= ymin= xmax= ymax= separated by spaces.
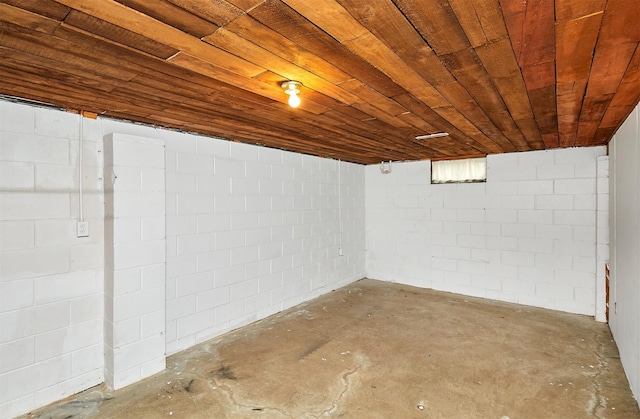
xmin=338 ymin=247 xmax=344 ymax=256
xmin=77 ymin=221 xmax=89 ymax=237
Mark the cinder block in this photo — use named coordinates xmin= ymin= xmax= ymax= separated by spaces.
xmin=444 ymin=221 xmax=471 ymax=234
xmin=501 ymin=250 xmax=535 ymax=267
xmin=0 ymin=337 xmax=35 ymax=374
xmin=197 ymin=137 xmax=229 ymax=157
xmin=229 ymin=141 xmax=258 ymax=162
xmin=114 ymin=239 xmax=165 ymax=269
xmin=166 ymin=294 xmax=196 ymax=321
xmin=166 ymin=173 xmax=196 ymax=193
xmin=518 ymin=180 xmax=554 ymax=195
xmin=0 ymin=100 xmax=35 ymax=133
xmin=245 ymin=260 xmax=271 ymax=280
xmin=195 ymin=286 xmax=230 ymax=311
xmin=215 ymin=157 xmax=245 ymax=177
xmin=166 ymin=254 xmax=197 ymax=279
xmin=176 ymin=153 xmax=212 ymax=175
xmin=0 ymin=161 xmax=34 ymax=190
xmin=215 ymin=230 xmax=245 ymax=250
xmin=34 ymin=270 xmax=100 ymax=304
xmin=0 ymin=133 xmax=70 ymax=166
xmin=555 ymin=179 xmax=595 ymax=195
xmin=176 ymin=233 xmax=214 ymax=256
xmin=140 ymin=168 xmax=165 ymax=192
xmin=140 ymin=310 xmax=165 ymax=339
xmin=70 ymin=294 xmax=102 ymax=325
xmin=113 ymin=191 xmax=165 ymax=217
xmin=215 ymin=195 xmax=246 ymax=213
xmin=112 ymin=333 xmax=164 ymax=373
xmin=501 ymin=223 xmax=535 ymax=238
xmin=535 ymin=194 xmax=573 ymax=210
xmin=518 ymin=237 xmax=553 ymax=254
xmin=0 ymin=220 xmax=35 ymax=251
xmin=197 ymin=213 xmax=230 ymax=233
xmin=574 ymin=195 xmax=596 ymax=210
xmin=176 ymin=309 xmax=214 ymax=339
xmin=215 ymin=300 xmax=246 ymax=325
xmin=111 ymin=137 xmax=164 ymax=169
xmin=0 ymin=246 xmax=69 ymax=282
xmin=554 ymin=210 xmax=595 ymax=226
xmin=113 ymin=287 xmax=164 ymax=322
xmin=197 ymin=175 xmax=230 ymax=195
xmin=175 ymin=272 xmax=214 ymax=298
xmin=177 ymin=193 xmax=214 ymax=214
xmin=1 ymin=192 xmax=70 ymax=221
xmin=111 ymin=317 xmax=141 ymax=348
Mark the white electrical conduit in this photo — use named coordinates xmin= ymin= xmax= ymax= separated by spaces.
xmin=338 ymin=160 xmax=343 ymax=256
xmin=78 ymin=111 xmax=84 ymax=222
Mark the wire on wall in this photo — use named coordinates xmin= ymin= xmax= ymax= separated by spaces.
xmin=79 ymin=111 xmax=84 ymax=222
xmin=338 ymin=160 xmax=344 ymax=256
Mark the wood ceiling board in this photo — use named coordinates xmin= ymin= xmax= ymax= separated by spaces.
xmin=499 ymin=0 xmax=526 ymax=60
xmin=335 ymin=0 xmax=456 ymax=88
xmin=203 ymin=28 xmax=363 ymax=106
xmin=449 ymin=0 xmax=507 ymax=46
xmin=53 ymin=0 xmax=265 ymax=78
xmin=279 ymin=0 xmax=369 ymax=42
xmin=167 ymin=53 xmax=328 ymax=115
xmin=476 ymin=38 xmax=533 ymax=120
xmin=0 ymin=22 xmax=138 ymax=82
xmin=598 ymin=45 xmax=640 ymax=130
xmin=435 ymin=81 xmax=513 ymax=153
xmin=250 ymin=0 xmax=405 ymax=98
xmin=113 ymin=0 xmax=219 ymax=38
xmin=0 ymin=3 xmax=61 ymax=35
xmin=393 ymin=0 xmax=470 ymax=55
xmin=165 ymin=0 xmax=244 ymax=27
xmin=515 ymin=0 xmax=555 ymax=67
xmin=440 ymin=48 xmax=528 ymax=151
xmin=63 ymin=11 xmax=179 ymax=59
xmin=2 ymin=0 xmax=70 ymax=20
xmin=224 ymin=14 xmax=354 ymax=85
xmin=1 ymin=0 xmax=638 ymax=163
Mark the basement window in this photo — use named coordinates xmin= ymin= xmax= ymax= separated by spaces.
xmin=431 ymin=157 xmax=487 ymax=184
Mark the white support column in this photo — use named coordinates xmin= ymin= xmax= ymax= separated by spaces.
xmin=104 ymin=133 xmax=166 ymax=389
xmin=595 ymin=156 xmax=609 ymax=322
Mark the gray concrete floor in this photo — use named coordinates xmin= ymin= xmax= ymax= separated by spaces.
xmin=23 ymin=279 xmax=640 ymax=418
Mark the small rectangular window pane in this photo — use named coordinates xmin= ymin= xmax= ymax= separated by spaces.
xmin=431 ymin=157 xmax=486 ymax=184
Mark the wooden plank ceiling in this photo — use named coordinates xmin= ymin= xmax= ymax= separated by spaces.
xmin=0 ymin=0 xmax=638 ymax=164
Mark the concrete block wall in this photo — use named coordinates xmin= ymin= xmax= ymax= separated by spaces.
xmin=0 ymin=101 xmax=104 ymax=417
xmin=104 ymin=134 xmax=166 ymax=389
xmin=609 ymin=102 xmax=640 ymax=401
xmin=366 ymin=146 xmax=607 ymax=315
xmin=163 ymin=133 xmax=366 ymax=354
xmin=0 ymin=99 xmax=366 ymax=417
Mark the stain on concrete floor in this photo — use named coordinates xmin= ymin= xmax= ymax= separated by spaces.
xmin=22 ymin=279 xmax=640 ymax=418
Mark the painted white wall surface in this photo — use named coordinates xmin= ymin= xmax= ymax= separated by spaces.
xmin=161 ymin=129 xmax=366 ymax=354
xmin=103 ymin=134 xmax=166 ymax=389
xmin=366 ymin=146 xmax=607 ymax=316
xmin=0 ymin=101 xmax=104 ymax=417
xmin=609 ymin=102 xmax=640 ymax=401
xmin=0 ymin=99 xmax=366 ymax=417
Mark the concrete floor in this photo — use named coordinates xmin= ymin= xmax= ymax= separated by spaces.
xmin=23 ymin=279 xmax=639 ymax=418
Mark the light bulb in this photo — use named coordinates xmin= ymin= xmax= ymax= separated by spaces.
xmin=288 ymin=91 xmax=301 ymax=108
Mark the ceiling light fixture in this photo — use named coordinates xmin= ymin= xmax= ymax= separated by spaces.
xmin=415 ymin=132 xmax=450 ymax=140
xmin=281 ymin=81 xmax=302 ymax=108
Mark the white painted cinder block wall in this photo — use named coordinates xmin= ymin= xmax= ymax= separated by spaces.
xmin=162 ymin=127 xmax=366 ymax=354
xmin=0 ymin=99 xmax=366 ymax=418
xmin=609 ymin=102 xmax=640 ymax=401
xmin=0 ymin=101 xmax=104 ymax=417
xmin=365 ymin=146 xmax=607 ymax=316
